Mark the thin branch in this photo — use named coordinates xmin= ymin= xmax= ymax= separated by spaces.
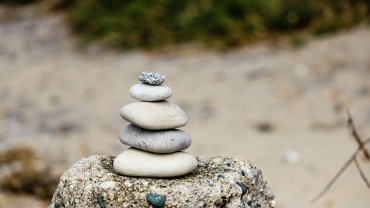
xmin=311 ymin=138 xmax=370 ymax=203
xmin=310 ymin=148 xmax=360 ymax=203
xmin=353 ymin=156 xmax=370 ymax=189
xmin=345 ymin=109 xmax=370 ymax=159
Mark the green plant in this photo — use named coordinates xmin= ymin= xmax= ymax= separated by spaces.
xmin=8 ymin=0 xmax=370 ymax=50
xmin=0 ymin=0 xmax=38 ymax=5
xmin=290 ymin=33 xmax=307 ymax=48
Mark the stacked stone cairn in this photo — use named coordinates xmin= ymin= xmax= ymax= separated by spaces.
xmin=114 ymin=72 xmax=198 ymax=178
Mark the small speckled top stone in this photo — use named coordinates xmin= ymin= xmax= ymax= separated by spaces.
xmin=139 ymin=72 xmax=165 ymax=85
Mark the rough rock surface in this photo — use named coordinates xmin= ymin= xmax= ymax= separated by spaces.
xmin=49 ymin=155 xmax=275 ymax=208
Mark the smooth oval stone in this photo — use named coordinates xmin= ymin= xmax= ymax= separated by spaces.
xmin=139 ymin=72 xmax=165 ymax=85
xmin=119 ymin=124 xmax=191 ymax=153
xmin=129 ymin=83 xmax=172 ymax=101
xmin=120 ymin=100 xmax=187 ymax=130
xmin=113 ymin=148 xmax=198 ymax=177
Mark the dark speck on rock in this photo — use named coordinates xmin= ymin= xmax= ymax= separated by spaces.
xmin=98 ymin=194 xmax=106 ymax=208
xmin=217 ymin=174 xmax=225 ymax=179
xmin=146 ymin=193 xmax=166 ymax=208
xmin=241 ymin=170 xmax=245 ymax=176
xmin=54 ymin=203 xmax=61 ymax=208
xmin=225 ymin=162 xmax=231 ymax=167
xmin=236 ymin=182 xmax=248 ymax=196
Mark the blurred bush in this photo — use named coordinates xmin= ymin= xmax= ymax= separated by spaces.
xmin=0 ymin=0 xmax=37 ymax=4
xmin=2 ymin=0 xmax=369 ymax=49
xmin=0 ymin=146 xmax=60 ymax=200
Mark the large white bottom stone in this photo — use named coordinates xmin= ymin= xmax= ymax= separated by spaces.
xmin=113 ymin=148 xmax=198 ymax=178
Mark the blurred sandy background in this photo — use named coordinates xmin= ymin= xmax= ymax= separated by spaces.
xmin=1 ymin=4 xmax=370 ymax=208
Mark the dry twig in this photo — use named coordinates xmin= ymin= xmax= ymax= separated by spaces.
xmin=346 ymin=109 xmax=370 ymax=159
xmin=311 ymin=110 xmax=370 ymax=203
xmin=353 ymin=156 xmax=370 ymax=189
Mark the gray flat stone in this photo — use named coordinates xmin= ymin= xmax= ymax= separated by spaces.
xmin=49 ymin=155 xmax=276 ymax=208
xmin=139 ymin=72 xmax=165 ymax=85
xmin=120 ymin=100 xmax=187 ymax=130
xmin=119 ymin=124 xmax=191 ymax=153
xmin=130 ymin=83 xmax=172 ymax=101
xmin=113 ymin=148 xmax=198 ymax=177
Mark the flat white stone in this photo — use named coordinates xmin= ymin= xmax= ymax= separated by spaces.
xmin=129 ymin=83 xmax=172 ymax=101
xmin=120 ymin=100 xmax=187 ymax=130
xmin=113 ymin=148 xmax=198 ymax=177
xmin=119 ymin=124 xmax=191 ymax=153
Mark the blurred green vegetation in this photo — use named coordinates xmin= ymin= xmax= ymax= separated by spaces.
xmin=0 ymin=0 xmax=37 ymax=5
xmin=1 ymin=0 xmax=369 ymax=49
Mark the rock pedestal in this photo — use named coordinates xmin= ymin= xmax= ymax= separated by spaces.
xmin=48 ymin=155 xmax=276 ymax=208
